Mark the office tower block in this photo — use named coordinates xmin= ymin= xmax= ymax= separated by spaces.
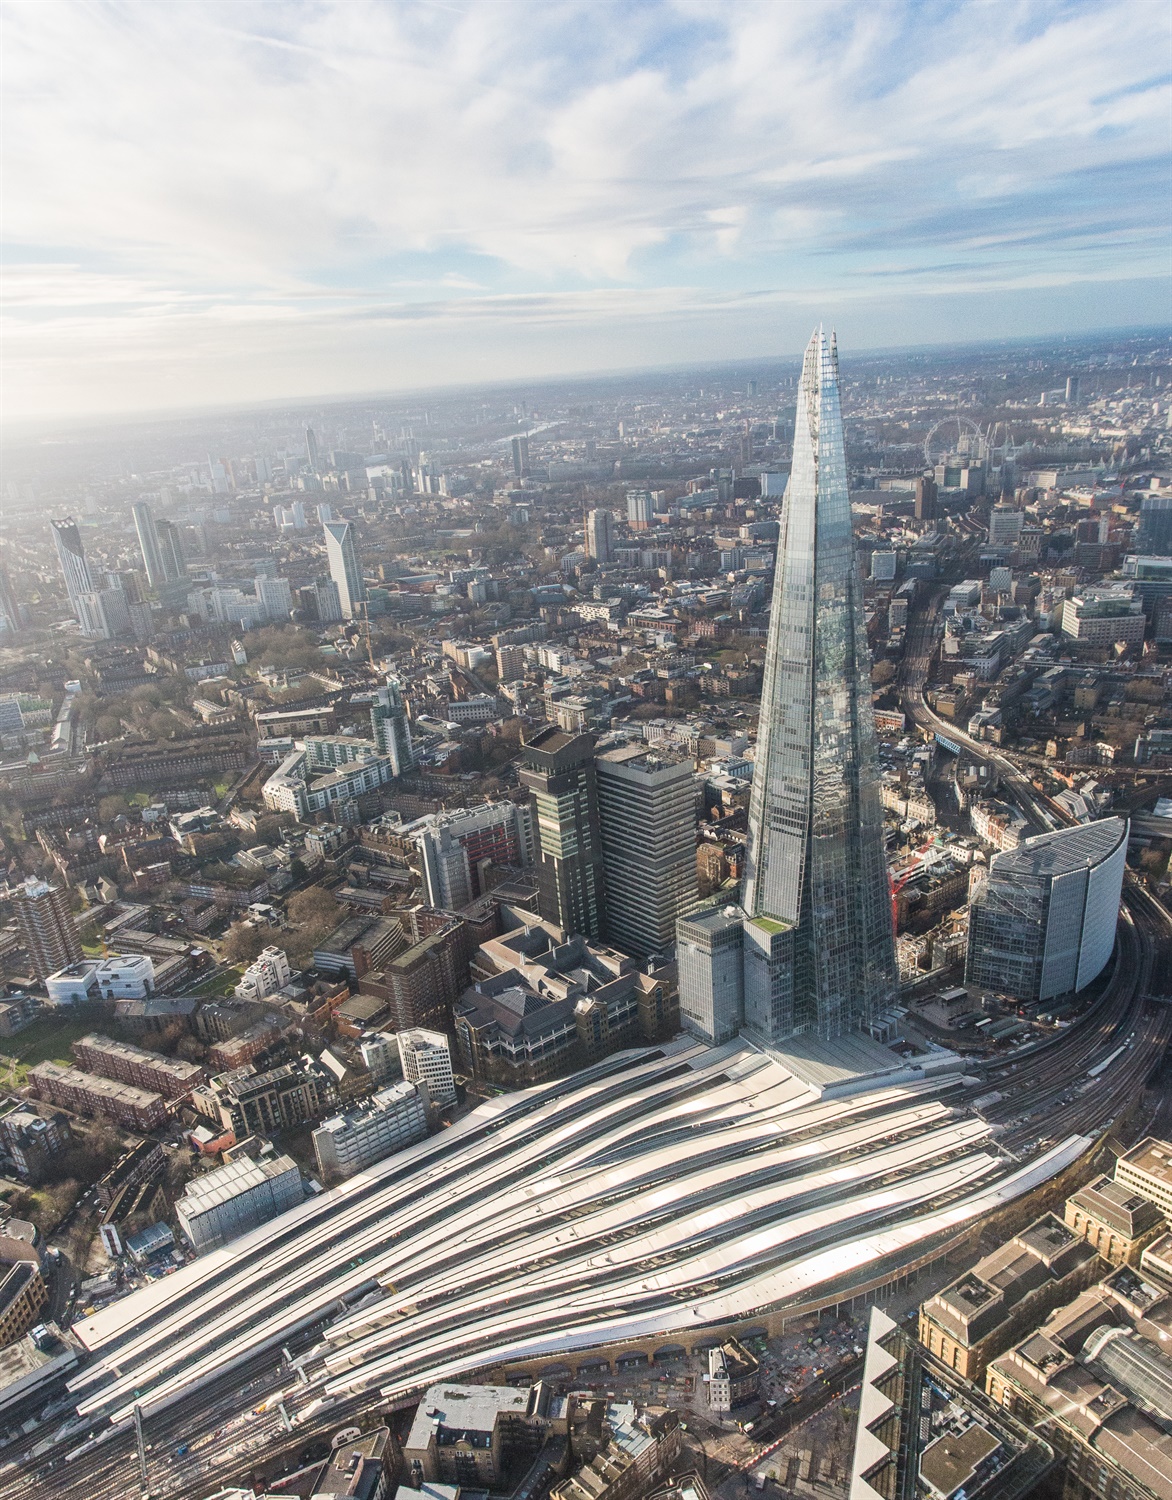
xmin=50 ymin=517 xmax=94 ymax=618
xmin=738 ymin=328 xmax=897 ymax=1044
xmin=595 ymin=741 xmax=697 ymax=959
xmin=131 ymin=502 xmax=165 ymax=589
xmin=966 ymin=818 xmax=1127 ymax=1005
xmin=1137 ymin=495 xmax=1172 ymax=557
xmin=155 ymin=519 xmax=185 ymax=583
xmin=305 ymin=427 xmax=320 ymax=470
xmin=988 ymin=506 xmax=1023 ymax=548
xmin=175 ymin=1153 xmax=302 ymax=1253
xmin=676 ymin=905 xmax=745 ymax=1044
xmin=1065 ymin=375 xmax=1080 ymax=404
xmin=914 ymin=474 xmax=937 ymax=522
xmin=519 ymin=727 xmax=606 ymax=940
xmin=413 ymin=803 xmax=535 ymax=911
xmin=15 ymin=878 xmax=83 ymax=980
xmin=370 ymin=678 xmax=415 ymax=776
xmin=511 ymin=434 xmax=529 ymax=479
xmin=323 ymin=519 xmax=366 ymax=619
xmin=585 ymin=508 xmax=614 ymax=563
xmin=626 ymin=490 xmax=654 ymax=530
xmin=0 ymin=562 xmax=19 ymax=633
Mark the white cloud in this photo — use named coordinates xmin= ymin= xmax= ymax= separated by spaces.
xmin=3 ymin=0 xmax=1169 ymax=418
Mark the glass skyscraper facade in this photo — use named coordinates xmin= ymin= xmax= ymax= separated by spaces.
xmin=741 ymin=328 xmax=896 ymax=1042
xmin=678 ymin=329 xmax=896 ymax=1049
xmin=323 ymin=519 xmax=366 ymax=619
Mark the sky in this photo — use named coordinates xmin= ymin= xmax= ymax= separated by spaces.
xmin=4 ymin=0 xmax=1171 ymax=423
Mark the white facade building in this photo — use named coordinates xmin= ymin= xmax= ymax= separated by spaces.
xmin=45 ymin=954 xmax=155 ymax=1006
xmin=397 ymin=1029 xmax=456 ymax=1109
xmin=358 ymin=1032 xmax=403 ymax=1087
xmin=234 ymin=946 xmax=292 ymax=1003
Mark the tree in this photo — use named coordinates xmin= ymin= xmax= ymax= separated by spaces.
xmin=98 ymin=795 xmax=131 ymax=824
xmin=287 ymin=885 xmax=340 ymax=928
xmin=222 ymin=923 xmax=266 ymax=965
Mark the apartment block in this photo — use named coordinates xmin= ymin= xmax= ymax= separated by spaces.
xmin=29 ymin=1062 xmax=167 ymax=1131
xmin=71 ymin=1033 xmax=203 ymax=1101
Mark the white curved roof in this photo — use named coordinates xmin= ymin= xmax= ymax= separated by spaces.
xmin=68 ymin=1037 xmax=1089 ymax=1425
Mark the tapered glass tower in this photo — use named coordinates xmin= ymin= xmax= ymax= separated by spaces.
xmin=740 ymin=328 xmax=896 ymax=1043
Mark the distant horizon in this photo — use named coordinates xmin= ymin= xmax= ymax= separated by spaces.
xmin=5 ymin=315 xmax=1171 ymax=445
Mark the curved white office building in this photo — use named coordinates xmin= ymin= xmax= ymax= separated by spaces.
xmin=69 ymin=1039 xmax=1087 ymax=1427
xmin=967 ymin=816 xmax=1128 ymax=1004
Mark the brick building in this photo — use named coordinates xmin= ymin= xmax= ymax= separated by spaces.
xmin=72 ymin=1034 xmax=204 ymax=1102
xmin=29 ymin=1062 xmax=166 ymax=1131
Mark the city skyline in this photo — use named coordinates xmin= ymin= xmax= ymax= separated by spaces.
xmin=4 ymin=0 xmax=1170 ymax=422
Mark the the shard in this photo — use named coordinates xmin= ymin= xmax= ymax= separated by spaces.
xmin=678 ymin=328 xmax=897 ymax=1049
xmin=741 ymin=327 xmax=897 ymax=1042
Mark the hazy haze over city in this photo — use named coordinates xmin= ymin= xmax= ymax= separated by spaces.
xmin=4 ymin=0 xmax=1171 ymax=424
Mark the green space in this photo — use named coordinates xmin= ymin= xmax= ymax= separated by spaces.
xmin=188 ymin=967 xmax=242 ymax=998
xmin=750 ymin=916 xmax=792 ymax=936
xmin=0 ymin=1014 xmax=99 ymax=1087
xmin=212 ymin=781 xmax=229 ymax=798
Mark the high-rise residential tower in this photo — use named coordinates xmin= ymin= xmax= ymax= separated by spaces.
xmin=678 ymin=328 xmax=897 ymax=1048
xmin=519 ymin=728 xmax=606 ymax=941
xmin=626 ymin=490 xmax=654 ymax=530
xmin=323 ymin=519 xmax=366 ymax=619
xmin=131 ymin=502 xmax=166 ymax=590
xmin=595 ymin=741 xmax=697 ymax=959
xmin=49 ymin=518 xmax=94 ymax=617
xmin=15 ymin=878 xmax=83 ymax=980
xmin=155 ymin=518 xmax=186 ymax=583
xmin=585 ymin=508 xmax=614 ymax=564
xmin=370 ymin=679 xmax=415 ymax=776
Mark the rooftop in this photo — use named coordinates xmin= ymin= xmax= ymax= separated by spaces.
xmin=989 ymin=816 xmax=1127 ymax=881
xmin=1121 ymin=1137 xmax=1172 ymax=1191
xmin=176 ymin=1154 xmax=299 ymax=1217
xmin=919 ymin=1423 xmax=1001 ymax=1500
xmin=406 ymin=1382 xmax=530 ymax=1450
